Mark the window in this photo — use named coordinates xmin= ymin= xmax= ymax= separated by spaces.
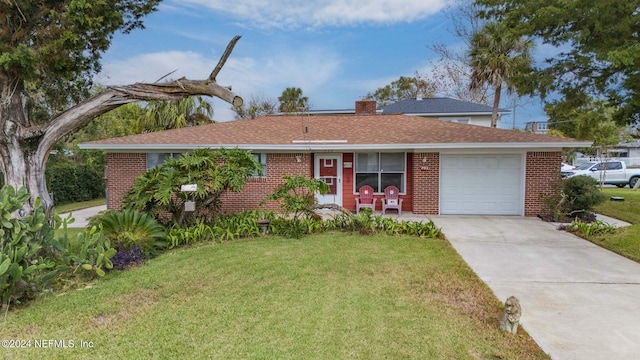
xmin=355 ymin=152 xmax=405 ymax=193
xmin=606 ymin=162 xmax=623 ymax=170
xmin=146 ymin=153 xmax=181 ymax=170
xmin=456 ymin=119 xmax=470 ymax=124
xmin=252 ymin=153 xmax=267 ymax=177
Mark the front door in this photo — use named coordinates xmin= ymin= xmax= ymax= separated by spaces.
xmin=315 ymin=154 xmax=342 ymax=206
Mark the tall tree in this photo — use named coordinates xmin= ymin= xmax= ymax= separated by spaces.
xmin=468 ymin=21 xmax=533 ymax=127
xmin=142 ymin=96 xmax=214 ymax=131
xmin=429 ymin=0 xmax=491 ymax=104
xmin=0 ymin=1 xmax=242 ymax=214
xmin=475 ymin=0 xmax=640 ymax=125
xmin=366 ymin=74 xmax=436 ymax=107
xmin=278 ymin=87 xmax=309 ymax=113
xmin=233 ymin=94 xmax=278 ymax=119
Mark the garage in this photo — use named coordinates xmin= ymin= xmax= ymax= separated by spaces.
xmin=440 ymin=154 xmax=524 ymax=215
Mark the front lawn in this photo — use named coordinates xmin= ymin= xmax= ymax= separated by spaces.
xmin=1 ymin=233 xmax=546 ymax=359
xmin=591 ymin=188 xmax=640 ymax=262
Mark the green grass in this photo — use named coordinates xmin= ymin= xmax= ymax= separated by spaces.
xmin=54 ymin=198 xmax=105 ymax=214
xmin=1 ymin=233 xmax=547 ymax=359
xmin=591 ymin=188 xmax=640 ymax=262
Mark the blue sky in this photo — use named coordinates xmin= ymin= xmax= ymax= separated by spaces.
xmin=95 ymin=0 xmax=547 ymax=127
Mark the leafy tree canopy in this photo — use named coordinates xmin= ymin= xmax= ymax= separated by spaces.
xmin=278 ymin=87 xmax=309 ymax=113
xmin=468 ymin=21 xmax=533 ymax=127
xmin=475 ymin=0 xmax=640 ymax=125
xmin=366 ymin=74 xmax=436 ymax=108
xmin=233 ymin=94 xmax=277 ymax=119
xmin=545 ymin=99 xmax=630 ymax=153
xmin=1 ymin=0 xmax=160 ymax=112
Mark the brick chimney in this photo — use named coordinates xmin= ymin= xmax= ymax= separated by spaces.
xmin=355 ymin=99 xmax=377 ymax=115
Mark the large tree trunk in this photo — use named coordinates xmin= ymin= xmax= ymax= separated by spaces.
xmin=0 ymin=36 xmax=244 ymax=217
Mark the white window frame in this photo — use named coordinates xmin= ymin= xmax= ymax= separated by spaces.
xmin=252 ymin=153 xmax=267 ymax=177
xmin=354 ymin=152 xmax=406 ymax=194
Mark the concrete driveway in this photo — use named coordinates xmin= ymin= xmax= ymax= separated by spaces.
xmin=430 ymin=216 xmax=640 ymax=360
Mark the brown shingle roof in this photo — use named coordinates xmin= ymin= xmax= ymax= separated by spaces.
xmin=80 ymin=114 xmax=589 ymax=150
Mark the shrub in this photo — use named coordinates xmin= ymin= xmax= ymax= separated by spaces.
xmin=565 ymin=220 xmax=617 ymax=237
xmin=263 ymin=175 xmax=329 ymax=222
xmin=540 ymin=176 xmax=606 ymax=221
xmin=111 ymin=245 xmax=145 ymax=270
xmin=89 ymin=209 xmax=166 ymax=256
xmin=124 ymin=148 xmax=262 ymax=226
xmin=563 ymin=176 xmax=606 ymax=213
xmin=46 ymin=159 xmax=104 ymax=205
xmin=0 ymin=186 xmax=57 ymax=308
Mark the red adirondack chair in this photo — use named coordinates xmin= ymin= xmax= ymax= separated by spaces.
xmin=382 ymin=186 xmax=403 ymax=215
xmin=356 ymin=185 xmax=377 ymax=213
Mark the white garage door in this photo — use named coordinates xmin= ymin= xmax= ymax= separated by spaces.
xmin=440 ymin=154 xmax=523 ymax=215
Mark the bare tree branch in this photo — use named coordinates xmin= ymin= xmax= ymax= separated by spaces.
xmin=209 ymin=35 xmax=242 ymax=81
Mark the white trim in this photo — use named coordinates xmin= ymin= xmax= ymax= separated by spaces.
xmin=80 ymin=141 xmax=592 ymax=152
xmin=292 ymin=140 xmax=348 ymax=143
xmin=315 ymin=154 xmax=343 ymax=206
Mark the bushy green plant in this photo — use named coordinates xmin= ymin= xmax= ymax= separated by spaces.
xmin=89 ymin=209 xmax=166 ymax=255
xmin=0 ymin=186 xmax=57 ymax=308
xmin=263 ymin=175 xmax=330 ymax=222
xmin=167 ymin=210 xmax=274 ymax=247
xmin=540 ymin=176 xmax=606 ymax=221
xmin=167 ymin=221 xmax=215 ymax=248
xmin=124 ymin=148 xmax=262 ymax=226
xmin=563 ymin=176 xmax=607 ymax=212
xmin=566 ymin=220 xmax=617 ymax=237
xmin=46 ymin=156 xmax=104 ymax=205
xmin=315 ymin=210 xmax=444 ymax=239
xmin=353 ymin=207 xmax=376 ymax=235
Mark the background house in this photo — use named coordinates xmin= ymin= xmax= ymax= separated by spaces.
xmin=524 ymin=121 xmax=549 ymax=134
xmin=381 ymin=97 xmax=509 ymax=127
xmin=80 ymin=100 xmax=589 ymax=216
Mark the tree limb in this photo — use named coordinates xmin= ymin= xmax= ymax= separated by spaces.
xmin=30 ymin=37 xmax=244 ymax=158
xmin=209 ymin=35 xmax=241 ymax=81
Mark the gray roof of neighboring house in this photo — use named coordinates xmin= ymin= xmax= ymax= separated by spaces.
xmin=381 ymin=97 xmax=509 ymax=115
xmin=615 ymin=140 xmax=640 ymax=148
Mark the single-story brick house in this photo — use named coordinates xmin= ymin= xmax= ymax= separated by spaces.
xmin=80 ymin=100 xmax=590 ymax=216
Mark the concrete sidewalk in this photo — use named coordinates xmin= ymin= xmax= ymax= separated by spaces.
xmin=58 ymin=205 xmax=106 ymax=228
xmin=430 ymin=216 xmax=640 ymax=360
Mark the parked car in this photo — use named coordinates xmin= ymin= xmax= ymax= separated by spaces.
xmin=560 ymin=163 xmax=574 ymax=176
xmin=565 ymin=160 xmax=640 ymax=188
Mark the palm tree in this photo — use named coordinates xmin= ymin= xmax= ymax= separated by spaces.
xmin=142 ymin=96 xmax=214 ymax=131
xmin=278 ymin=87 xmax=309 ymax=113
xmin=468 ymin=22 xmax=533 ymax=128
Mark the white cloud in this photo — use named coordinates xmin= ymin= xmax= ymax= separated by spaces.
xmin=176 ymin=0 xmax=448 ymax=29
xmin=95 ymin=45 xmax=343 ymax=121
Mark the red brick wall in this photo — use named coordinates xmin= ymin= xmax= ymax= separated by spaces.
xmin=355 ymin=100 xmax=376 ymax=115
xmin=525 ymin=151 xmax=562 ymax=216
xmin=411 ymin=152 xmax=440 ymax=214
xmin=106 ymin=153 xmax=147 ymax=210
xmin=220 ymin=153 xmax=312 ymax=213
